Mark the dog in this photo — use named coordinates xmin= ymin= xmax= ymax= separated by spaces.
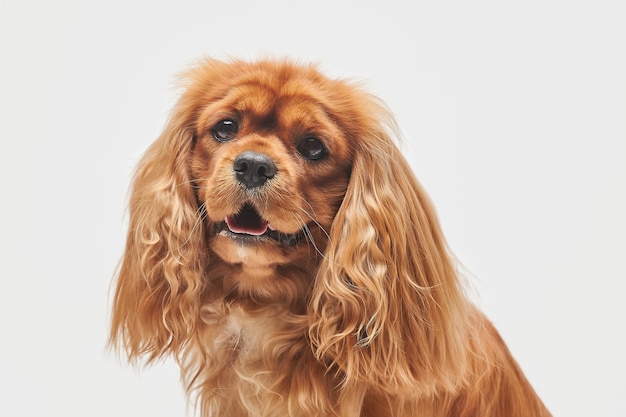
xmin=110 ymin=58 xmax=551 ymax=416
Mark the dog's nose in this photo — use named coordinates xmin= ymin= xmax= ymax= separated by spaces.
xmin=233 ymin=151 xmax=277 ymax=188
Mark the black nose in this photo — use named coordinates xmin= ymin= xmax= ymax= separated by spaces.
xmin=233 ymin=151 xmax=277 ymax=188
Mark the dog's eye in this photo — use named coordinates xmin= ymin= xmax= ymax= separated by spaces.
xmin=297 ymin=137 xmax=326 ymax=161
xmin=211 ymin=119 xmax=239 ymax=142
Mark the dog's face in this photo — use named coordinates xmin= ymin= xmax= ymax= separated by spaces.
xmin=188 ymin=62 xmax=354 ymax=271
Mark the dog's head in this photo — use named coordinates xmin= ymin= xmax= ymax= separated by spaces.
xmin=111 ymin=58 xmax=468 ymax=395
xmin=188 ymin=60 xmax=354 ymax=291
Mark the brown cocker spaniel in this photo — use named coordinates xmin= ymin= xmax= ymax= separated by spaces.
xmin=110 ymin=58 xmax=551 ymax=417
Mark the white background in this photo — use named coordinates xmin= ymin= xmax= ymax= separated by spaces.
xmin=1 ymin=1 xmax=624 ymax=416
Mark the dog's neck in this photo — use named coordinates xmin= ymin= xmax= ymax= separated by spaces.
xmin=207 ymin=254 xmax=318 ymax=314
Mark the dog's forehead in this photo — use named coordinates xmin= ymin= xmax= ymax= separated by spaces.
xmin=228 ymin=79 xmax=329 ymax=124
xmin=194 ymin=75 xmax=337 ymax=136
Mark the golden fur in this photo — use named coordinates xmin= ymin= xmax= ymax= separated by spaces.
xmin=109 ymin=58 xmax=551 ymax=416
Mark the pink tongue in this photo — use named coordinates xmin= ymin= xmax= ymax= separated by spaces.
xmin=225 ymin=216 xmax=269 ymax=235
xmin=225 ymin=205 xmax=270 ymax=236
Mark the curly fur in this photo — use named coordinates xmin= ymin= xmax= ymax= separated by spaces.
xmin=109 ymin=58 xmax=551 ymax=416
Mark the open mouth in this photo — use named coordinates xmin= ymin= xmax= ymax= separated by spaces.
xmin=216 ymin=203 xmax=304 ymax=247
xmin=225 ymin=203 xmax=270 ymax=236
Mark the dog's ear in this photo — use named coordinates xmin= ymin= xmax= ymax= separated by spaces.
xmin=109 ymin=104 xmax=207 ymax=363
xmin=309 ymin=115 xmax=470 ymax=395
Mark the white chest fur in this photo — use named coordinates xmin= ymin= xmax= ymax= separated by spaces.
xmin=193 ymin=301 xmax=314 ymax=416
xmin=218 ymin=304 xmax=281 ymax=357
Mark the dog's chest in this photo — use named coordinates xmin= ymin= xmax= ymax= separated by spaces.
xmin=217 ymin=306 xmax=277 ymax=357
xmin=199 ymin=304 xmax=311 ymax=415
xmin=203 ymin=302 xmax=308 ymax=370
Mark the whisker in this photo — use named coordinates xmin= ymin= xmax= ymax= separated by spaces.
xmin=177 ymin=178 xmax=212 ymax=188
xmin=298 ymin=200 xmax=331 ymax=242
xmin=303 ymin=224 xmax=326 ymax=259
xmin=295 ymin=205 xmax=330 ymax=259
xmin=179 ymin=201 xmax=208 ymax=249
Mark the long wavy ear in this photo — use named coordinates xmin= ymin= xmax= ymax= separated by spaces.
xmin=309 ymin=118 xmax=471 ymax=396
xmin=109 ymin=106 xmax=207 ymax=363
